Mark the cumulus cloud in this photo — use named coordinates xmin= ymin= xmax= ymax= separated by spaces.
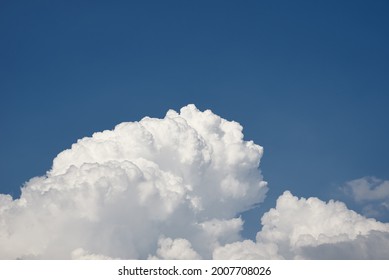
xmin=214 ymin=191 xmax=389 ymax=259
xmin=1 ymin=104 xmax=389 ymax=260
xmin=0 ymin=104 xmax=267 ymax=259
xmin=341 ymin=177 xmax=389 ymax=218
xmin=149 ymin=237 xmax=201 ymax=260
xmin=299 ymin=231 xmax=389 ymax=260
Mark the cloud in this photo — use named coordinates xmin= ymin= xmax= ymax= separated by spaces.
xmin=71 ymin=248 xmax=115 ymax=260
xmin=0 ymin=104 xmax=267 ymax=259
xmin=149 ymin=237 xmax=201 ymax=260
xmin=1 ymin=104 xmax=389 ymax=259
xmin=341 ymin=177 xmax=389 ymax=218
xmin=213 ymin=240 xmax=281 ymax=259
xmin=214 ymin=191 xmax=389 ymax=259
xmin=299 ymin=231 xmax=389 ymax=259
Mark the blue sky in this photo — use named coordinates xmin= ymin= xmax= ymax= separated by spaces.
xmin=1 ymin=0 xmax=388 ymax=240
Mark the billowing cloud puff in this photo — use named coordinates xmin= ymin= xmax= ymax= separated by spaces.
xmin=214 ymin=191 xmax=389 ymax=259
xmin=1 ymin=104 xmax=389 ymax=260
xmin=0 ymin=104 xmax=267 ymax=259
xmin=149 ymin=237 xmax=201 ymax=260
xmin=341 ymin=177 xmax=389 ymax=218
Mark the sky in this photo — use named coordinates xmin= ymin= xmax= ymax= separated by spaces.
xmin=0 ymin=0 xmax=389 ymax=259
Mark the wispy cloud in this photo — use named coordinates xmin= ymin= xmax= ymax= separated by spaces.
xmin=341 ymin=177 xmax=389 ymax=218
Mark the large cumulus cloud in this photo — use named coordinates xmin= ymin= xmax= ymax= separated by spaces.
xmin=0 ymin=104 xmax=267 ymax=259
xmin=1 ymin=104 xmax=388 ymax=259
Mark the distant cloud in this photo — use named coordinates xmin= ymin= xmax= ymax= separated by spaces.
xmin=214 ymin=191 xmax=389 ymax=259
xmin=341 ymin=177 xmax=389 ymax=218
xmin=0 ymin=105 xmax=388 ymax=259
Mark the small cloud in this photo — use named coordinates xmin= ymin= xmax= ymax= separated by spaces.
xmin=341 ymin=177 xmax=389 ymax=218
xmin=71 ymin=248 xmax=115 ymax=260
xmin=149 ymin=237 xmax=201 ymax=260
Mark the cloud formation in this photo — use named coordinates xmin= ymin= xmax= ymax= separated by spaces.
xmin=1 ymin=104 xmax=388 ymax=259
xmin=0 ymin=104 xmax=267 ymax=259
xmin=214 ymin=191 xmax=389 ymax=259
xmin=341 ymin=177 xmax=389 ymax=218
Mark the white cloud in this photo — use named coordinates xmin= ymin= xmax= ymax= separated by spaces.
xmin=213 ymin=240 xmax=281 ymax=259
xmin=341 ymin=177 xmax=389 ymax=218
xmin=299 ymin=231 xmax=389 ymax=259
xmin=0 ymin=104 xmax=267 ymax=259
xmin=149 ymin=237 xmax=201 ymax=260
xmin=215 ymin=191 xmax=389 ymax=259
xmin=342 ymin=177 xmax=389 ymax=202
xmin=71 ymin=248 xmax=114 ymax=260
xmin=1 ymin=104 xmax=388 ymax=259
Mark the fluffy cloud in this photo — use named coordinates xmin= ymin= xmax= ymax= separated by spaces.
xmin=1 ymin=104 xmax=389 ymax=259
xmin=0 ymin=104 xmax=267 ymax=259
xmin=341 ymin=177 xmax=389 ymax=218
xmin=149 ymin=237 xmax=201 ymax=260
xmin=214 ymin=191 xmax=389 ymax=259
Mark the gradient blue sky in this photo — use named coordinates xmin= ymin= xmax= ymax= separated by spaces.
xmin=1 ymin=0 xmax=388 ymax=238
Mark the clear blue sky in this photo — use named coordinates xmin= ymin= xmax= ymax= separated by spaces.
xmin=1 ymin=0 xmax=388 ymax=238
